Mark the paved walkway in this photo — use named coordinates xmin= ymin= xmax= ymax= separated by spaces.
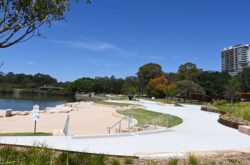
xmin=0 ymin=100 xmax=250 ymax=156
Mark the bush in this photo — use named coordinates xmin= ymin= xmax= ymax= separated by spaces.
xmin=169 ymin=158 xmax=179 ymax=165
xmin=189 ymin=154 xmax=198 ymax=165
xmin=23 ymin=145 xmax=53 ymax=165
xmin=0 ymin=146 xmax=23 ymax=164
xmin=111 ymin=158 xmax=121 ymax=165
xmin=124 ymin=157 xmax=133 ymax=164
xmin=214 ymin=100 xmax=228 ymax=105
xmin=90 ymin=154 xmax=107 ymax=165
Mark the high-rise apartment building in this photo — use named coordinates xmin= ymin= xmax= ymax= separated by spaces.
xmin=221 ymin=44 xmax=250 ymax=75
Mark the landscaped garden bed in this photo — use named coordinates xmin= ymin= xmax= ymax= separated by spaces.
xmin=202 ymin=102 xmax=250 ymax=129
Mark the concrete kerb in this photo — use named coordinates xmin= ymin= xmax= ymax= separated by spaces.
xmin=71 ymin=128 xmax=172 ymax=140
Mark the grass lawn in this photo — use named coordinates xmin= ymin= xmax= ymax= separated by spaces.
xmin=94 ymin=100 xmax=133 ymax=107
xmin=117 ymin=108 xmax=183 ymax=127
xmin=0 ymin=132 xmax=53 ymax=136
xmin=215 ymin=102 xmax=250 ymax=121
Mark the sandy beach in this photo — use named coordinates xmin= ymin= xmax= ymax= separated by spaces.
xmin=0 ymin=102 xmax=136 ymax=136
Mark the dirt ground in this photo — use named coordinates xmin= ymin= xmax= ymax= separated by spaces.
xmin=0 ymin=102 xmax=136 ymax=135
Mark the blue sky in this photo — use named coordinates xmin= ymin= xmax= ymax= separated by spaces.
xmin=1 ymin=0 xmax=250 ymax=82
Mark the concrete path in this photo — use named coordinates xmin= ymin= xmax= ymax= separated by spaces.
xmin=0 ymin=100 xmax=250 ymax=156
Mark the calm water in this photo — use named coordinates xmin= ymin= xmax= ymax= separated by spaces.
xmin=0 ymin=94 xmax=74 ymax=111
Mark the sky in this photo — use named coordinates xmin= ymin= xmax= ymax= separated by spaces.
xmin=1 ymin=0 xmax=250 ymax=82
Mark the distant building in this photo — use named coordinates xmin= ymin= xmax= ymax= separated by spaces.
xmin=221 ymin=44 xmax=250 ymax=75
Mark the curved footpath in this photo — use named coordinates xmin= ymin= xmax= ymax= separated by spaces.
xmin=0 ymin=100 xmax=250 ymax=157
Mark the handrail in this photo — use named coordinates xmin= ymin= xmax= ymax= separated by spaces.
xmin=107 ymin=115 xmax=133 ymax=134
xmin=139 ymin=114 xmax=168 ymax=130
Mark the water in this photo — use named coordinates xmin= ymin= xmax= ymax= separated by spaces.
xmin=0 ymin=94 xmax=74 ymax=111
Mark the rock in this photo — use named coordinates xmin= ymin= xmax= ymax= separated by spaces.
xmin=16 ymin=112 xmax=29 ymax=116
xmin=239 ymin=125 xmax=250 ymax=136
xmin=0 ymin=109 xmax=12 ymax=117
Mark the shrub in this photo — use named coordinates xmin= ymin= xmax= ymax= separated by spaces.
xmin=90 ymin=154 xmax=106 ymax=165
xmin=111 ymin=158 xmax=121 ymax=165
xmin=124 ymin=157 xmax=134 ymax=164
xmin=189 ymin=154 xmax=198 ymax=165
xmin=169 ymin=158 xmax=179 ymax=165
xmin=23 ymin=146 xmax=53 ymax=165
xmin=214 ymin=100 xmax=228 ymax=105
xmin=0 ymin=146 xmax=23 ymax=163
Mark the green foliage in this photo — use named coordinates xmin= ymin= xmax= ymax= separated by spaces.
xmin=117 ymin=108 xmax=183 ymax=127
xmin=95 ymin=100 xmax=133 ymax=107
xmin=169 ymin=158 xmax=179 ymax=165
xmin=195 ymin=71 xmax=232 ymax=99
xmin=137 ymin=63 xmax=163 ymax=89
xmin=90 ymin=154 xmax=107 ymax=165
xmin=224 ymin=77 xmax=241 ymax=102
xmin=0 ymin=146 xmax=108 ymax=165
xmin=189 ymin=154 xmax=198 ymax=165
xmin=176 ymin=80 xmax=205 ymax=101
xmin=121 ymin=87 xmax=137 ymax=96
xmin=0 ymin=146 xmax=24 ymax=163
xmin=124 ymin=157 xmax=134 ymax=164
xmin=23 ymin=145 xmax=53 ymax=165
xmin=111 ymin=158 xmax=121 ymax=165
xmin=165 ymin=84 xmax=177 ymax=98
xmin=216 ymin=102 xmax=250 ymax=121
xmin=237 ymin=66 xmax=250 ymax=92
xmin=0 ymin=0 xmax=91 ymax=48
xmin=214 ymin=100 xmax=228 ymax=105
xmin=178 ymin=62 xmax=201 ymax=80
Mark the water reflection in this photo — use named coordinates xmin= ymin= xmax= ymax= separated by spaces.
xmin=0 ymin=93 xmax=74 ymax=111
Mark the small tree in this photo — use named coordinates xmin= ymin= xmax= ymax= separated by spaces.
xmin=225 ymin=77 xmax=241 ymax=103
xmin=146 ymin=75 xmax=168 ymax=98
xmin=176 ymin=80 xmax=205 ymax=102
xmin=165 ymin=83 xmax=176 ymax=100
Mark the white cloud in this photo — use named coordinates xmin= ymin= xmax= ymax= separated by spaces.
xmin=52 ymin=40 xmax=127 ymax=54
xmin=26 ymin=61 xmax=36 ymax=66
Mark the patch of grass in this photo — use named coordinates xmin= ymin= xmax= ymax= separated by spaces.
xmin=189 ymin=154 xmax=198 ymax=165
xmin=169 ymin=158 xmax=179 ymax=165
xmin=95 ymin=100 xmax=133 ymax=107
xmin=111 ymin=158 xmax=121 ymax=165
xmin=117 ymin=108 xmax=183 ymax=127
xmin=216 ymin=102 xmax=250 ymax=121
xmin=124 ymin=157 xmax=133 ymax=164
xmin=90 ymin=154 xmax=107 ymax=165
xmin=0 ymin=132 xmax=52 ymax=136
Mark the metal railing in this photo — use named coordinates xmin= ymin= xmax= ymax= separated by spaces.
xmin=139 ymin=114 xmax=169 ymax=131
xmin=107 ymin=115 xmax=133 ymax=134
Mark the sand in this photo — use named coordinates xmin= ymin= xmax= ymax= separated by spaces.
xmin=0 ymin=102 xmax=136 ymax=136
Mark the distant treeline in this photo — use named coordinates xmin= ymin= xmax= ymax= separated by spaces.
xmin=1 ymin=62 xmax=250 ymax=101
xmin=0 ymin=72 xmax=70 ymax=95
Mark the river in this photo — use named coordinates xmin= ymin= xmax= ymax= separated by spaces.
xmin=0 ymin=93 xmax=74 ymax=111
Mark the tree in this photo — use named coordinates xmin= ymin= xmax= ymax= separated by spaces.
xmin=225 ymin=77 xmax=241 ymax=103
xmin=146 ymin=75 xmax=168 ymax=98
xmin=195 ymin=71 xmax=231 ymax=99
xmin=178 ymin=62 xmax=201 ymax=80
xmin=176 ymin=80 xmax=205 ymax=102
xmin=121 ymin=87 xmax=137 ymax=97
xmin=165 ymin=83 xmax=176 ymax=100
xmin=137 ymin=63 xmax=163 ymax=94
xmin=0 ymin=0 xmax=91 ymax=48
xmin=237 ymin=67 xmax=250 ymax=93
